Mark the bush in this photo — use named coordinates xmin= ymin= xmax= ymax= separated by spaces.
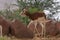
xmin=28 ymin=7 xmax=39 ymax=14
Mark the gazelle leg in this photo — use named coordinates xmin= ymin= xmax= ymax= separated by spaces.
xmin=0 ymin=25 xmax=2 ymax=37
xmin=27 ymin=21 xmax=33 ymax=28
xmin=40 ymin=23 xmax=46 ymax=38
xmin=34 ymin=20 xmax=41 ymax=37
xmin=43 ymin=23 xmax=46 ymax=38
xmin=39 ymin=23 xmax=44 ymax=37
xmin=34 ymin=21 xmax=37 ymax=33
xmin=35 ymin=22 xmax=41 ymax=37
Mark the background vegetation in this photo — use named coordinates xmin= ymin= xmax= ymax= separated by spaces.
xmin=0 ymin=0 xmax=58 ymax=25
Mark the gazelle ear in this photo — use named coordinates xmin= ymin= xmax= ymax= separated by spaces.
xmin=19 ymin=9 xmax=27 ymax=17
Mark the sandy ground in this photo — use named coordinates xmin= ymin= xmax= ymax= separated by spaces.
xmin=0 ymin=36 xmax=60 ymax=40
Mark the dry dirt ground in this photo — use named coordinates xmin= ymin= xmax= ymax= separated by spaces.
xmin=1 ymin=36 xmax=60 ymax=40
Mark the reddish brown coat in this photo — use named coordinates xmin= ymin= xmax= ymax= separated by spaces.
xmin=20 ymin=9 xmax=46 ymax=20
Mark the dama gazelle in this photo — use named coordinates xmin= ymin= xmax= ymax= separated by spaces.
xmin=20 ymin=8 xmax=51 ymax=37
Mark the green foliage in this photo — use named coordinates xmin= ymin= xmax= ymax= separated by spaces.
xmin=28 ymin=7 xmax=39 ymax=14
xmin=0 ymin=36 xmax=10 ymax=40
xmin=21 ymin=17 xmax=30 ymax=25
xmin=17 ymin=0 xmax=27 ymax=10
xmin=17 ymin=0 xmax=53 ymax=10
xmin=0 ymin=0 xmax=54 ymax=25
xmin=0 ymin=37 xmax=5 ymax=40
xmin=0 ymin=9 xmax=30 ymax=25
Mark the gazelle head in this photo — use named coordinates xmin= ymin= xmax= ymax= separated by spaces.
xmin=20 ymin=8 xmax=28 ymax=17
